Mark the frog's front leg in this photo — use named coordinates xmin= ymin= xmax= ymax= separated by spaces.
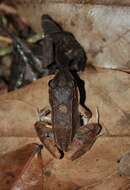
xmin=34 ymin=107 xmax=61 ymax=159
xmin=37 ymin=106 xmax=52 ymax=124
xmin=69 ymin=109 xmax=102 ymax=161
xmin=79 ymin=104 xmax=92 ymax=125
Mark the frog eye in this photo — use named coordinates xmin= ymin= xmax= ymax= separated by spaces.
xmin=48 ymin=79 xmax=52 ymax=86
xmin=48 ymin=79 xmax=56 ymax=88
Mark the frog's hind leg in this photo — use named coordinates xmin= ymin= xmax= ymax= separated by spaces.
xmin=69 ymin=108 xmax=102 ymax=161
xmin=34 ymin=121 xmax=61 ymax=159
xmin=34 ymin=107 xmax=61 ymax=159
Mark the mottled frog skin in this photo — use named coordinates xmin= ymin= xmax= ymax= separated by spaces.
xmin=49 ymin=68 xmax=80 ymax=152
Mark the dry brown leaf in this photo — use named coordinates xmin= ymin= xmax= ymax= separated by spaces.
xmin=0 ymin=143 xmax=44 ymax=190
xmin=2 ymin=0 xmax=130 ymax=6
xmin=77 ymin=176 xmax=130 ymax=190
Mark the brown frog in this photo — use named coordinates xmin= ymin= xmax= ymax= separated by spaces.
xmin=34 ymin=48 xmax=101 ymax=160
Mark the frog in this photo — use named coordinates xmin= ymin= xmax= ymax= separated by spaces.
xmin=34 ymin=47 xmax=102 ymax=160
